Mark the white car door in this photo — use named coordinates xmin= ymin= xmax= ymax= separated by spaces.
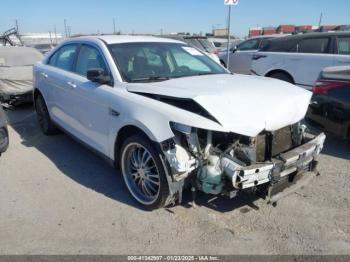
xmin=65 ymin=44 xmax=112 ymax=155
xmin=44 ymin=44 xmax=80 ymax=129
xmin=228 ymin=38 xmax=261 ymax=74
xmin=286 ymin=37 xmax=334 ymax=88
xmin=334 ymin=36 xmax=350 ymax=66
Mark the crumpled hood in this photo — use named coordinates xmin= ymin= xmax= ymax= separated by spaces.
xmin=126 ymin=74 xmax=312 ymax=137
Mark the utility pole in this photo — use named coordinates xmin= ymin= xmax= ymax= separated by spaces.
xmin=318 ymin=12 xmax=323 ymax=28
xmin=113 ymin=18 xmax=116 ymax=34
xmin=68 ymin=26 xmax=71 ymax=37
xmin=15 ymin=19 xmax=19 ymax=33
xmin=54 ymin=25 xmax=57 ymax=44
xmin=64 ymin=19 xmax=68 ymax=38
xmin=226 ymin=5 xmax=232 ymax=69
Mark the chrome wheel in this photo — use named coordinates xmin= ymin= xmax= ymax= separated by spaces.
xmin=121 ymin=142 xmax=160 ymax=205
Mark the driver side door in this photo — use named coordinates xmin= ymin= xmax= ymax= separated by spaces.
xmin=68 ymin=43 xmax=113 ymax=155
xmin=229 ymin=38 xmax=261 ymax=74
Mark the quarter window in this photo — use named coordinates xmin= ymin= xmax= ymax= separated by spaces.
xmin=296 ymin=38 xmax=330 ymax=54
xmin=337 ymin=37 xmax=350 ymax=55
xmin=75 ymin=45 xmax=107 ymax=77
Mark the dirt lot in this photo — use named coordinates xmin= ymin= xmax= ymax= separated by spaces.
xmin=0 ymin=105 xmax=349 ymax=255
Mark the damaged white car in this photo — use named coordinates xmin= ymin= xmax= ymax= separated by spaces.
xmin=33 ymin=36 xmax=325 ymax=210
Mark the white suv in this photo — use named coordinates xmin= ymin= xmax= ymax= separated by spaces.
xmin=33 ymin=35 xmax=325 ymax=210
xmin=251 ymin=32 xmax=350 ymax=89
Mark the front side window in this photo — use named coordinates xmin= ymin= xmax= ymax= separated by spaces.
xmin=75 ymin=45 xmax=107 ymax=77
xmin=337 ymin=37 xmax=350 ymax=55
xmin=109 ymin=42 xmax=227 ymax=82
xmin=296 ymin=38 xmax=330 ymax=54
xmin=237 ymin=39 xmax=260 ymax=51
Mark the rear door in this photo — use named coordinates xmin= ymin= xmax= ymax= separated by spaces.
xmin=334 ymin=36 xmax=350 ymax=66
xmin=286 ymin=37 xmax=334 ymax=88
xmin=43 ymin=44 xmax=79 ymax=128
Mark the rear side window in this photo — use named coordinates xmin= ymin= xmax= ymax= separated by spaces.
xmin=296 ymin=38 xmax=330 ymax=54
xmin=75 ymin=45 xmax=107 ymax=77
xmin=48 ymin=44 xmax=78 ymax=71
xmin=337 ymin=37 xmax=350 ymax=55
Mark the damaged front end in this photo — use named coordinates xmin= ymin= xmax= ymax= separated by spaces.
xmin=161 ymin=121 xmax=326 ymax=205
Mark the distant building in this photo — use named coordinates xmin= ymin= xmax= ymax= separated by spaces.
xmin=262 ymin=27 xmax=277 ymax=35
xmin=295 ymin=25 xmax=312 ymax=32
xmin=20 ymin=32 xmax=63 ymax=45
xmin=276 ymin=25 xmax=295 ymax=34
xmin=318 ymin=25 xmax=338 ymax=32
xmin=213 ymin=28 xmax=228 ymax=37
xmin=249 ymin=27 xmax=262 ymax=37
xmin=335 ymin=25 xmax=350 ymax=31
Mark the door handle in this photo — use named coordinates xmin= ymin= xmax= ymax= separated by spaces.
xmin=41 ymin=72 xmax=48 ymax=78
xmin=67 ymin=81 xmax=77 ymax=89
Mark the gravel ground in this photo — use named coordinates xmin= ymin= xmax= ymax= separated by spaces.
xmin=0 ymin=105 xmax=349 ymax=255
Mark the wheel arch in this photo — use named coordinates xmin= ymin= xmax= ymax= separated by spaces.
xmin=265 ymin=69 xmax=295 ymax=84
xmin=113 ymin=124 xmax=161 ymax=168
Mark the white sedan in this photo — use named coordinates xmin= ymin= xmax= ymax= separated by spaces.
xmin=33 ymin=35 xmax=325 ymax=210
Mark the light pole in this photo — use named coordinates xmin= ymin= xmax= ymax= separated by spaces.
xmin=226 ymin=5 xmax=231 ymax=69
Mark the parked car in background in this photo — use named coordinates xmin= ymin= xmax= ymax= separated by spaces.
xmin=219 ymin=35 xmax=284 ymax=74
xmin=0 ymin=46 xmax=43 ymax=104
xmin=164 ymin=35 xmax=220 ymax=63
xmin=33 ymin=35 xmax=325 ymax=210
xmin=307 ymin=65 xmax=350 ymax=139
xmin=251 ymin=32 xmax=350 ymax=89
xmin=0 ymin=106 xmax=9 ymax=156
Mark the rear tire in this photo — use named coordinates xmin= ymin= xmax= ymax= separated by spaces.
xmin=120 ymin=134 xmax=171 ymax=210
xmin=35 ymin=95 xmax=58 ymax=135
xmin=269 ymin=72 xmax=294 ymax=84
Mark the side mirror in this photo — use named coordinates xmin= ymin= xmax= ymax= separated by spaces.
xmin=232 ymin=46 xmax=238 ymax=53
xmin=87 ymin=68 xmax=112 ymax=85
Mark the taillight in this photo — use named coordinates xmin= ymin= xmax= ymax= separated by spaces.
xmin=312 ymin=80 xmax=349 ymax=95
xmin=212 ymin=49 xmax=219 ymax=55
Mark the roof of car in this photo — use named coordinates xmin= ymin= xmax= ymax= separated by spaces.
xmin=72 ymin=35 xmax=184 ymax=44
xmin=269 ymin=31 xmax=350 ymax=42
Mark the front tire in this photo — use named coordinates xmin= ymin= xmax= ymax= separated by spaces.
xmin=120 ymin=134 xmax=170 ymax=210
xmin=35 ymin=95 xmax=57 ymax=135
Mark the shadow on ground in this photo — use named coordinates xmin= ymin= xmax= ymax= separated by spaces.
xmin=4 ymin=104 xmax=349 ymax=213
xmin=321 ymin=134 xmax=350 ymax=160
xmin=4 ymin=104 xmax=141 ymax=210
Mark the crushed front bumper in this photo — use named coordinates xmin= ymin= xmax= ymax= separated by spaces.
xmin=223 ymin=132 xmax=326 ymax=197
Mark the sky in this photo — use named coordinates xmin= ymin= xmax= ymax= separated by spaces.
xmin=1 ymin=0 xmax=349 ymax=38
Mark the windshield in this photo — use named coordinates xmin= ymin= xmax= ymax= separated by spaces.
xmin=108 ymin=42 xmax=227 ymax=83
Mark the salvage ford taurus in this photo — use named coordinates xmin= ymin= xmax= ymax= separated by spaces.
xmin=33 ymin=35 xmax=325 ymax=210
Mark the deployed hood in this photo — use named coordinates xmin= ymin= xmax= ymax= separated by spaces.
xmin=127 ymin=74 xmax=312 ymax=137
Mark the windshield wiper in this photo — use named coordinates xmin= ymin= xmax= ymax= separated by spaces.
xmin=129 ymin=76 xmax=170 ymax=83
